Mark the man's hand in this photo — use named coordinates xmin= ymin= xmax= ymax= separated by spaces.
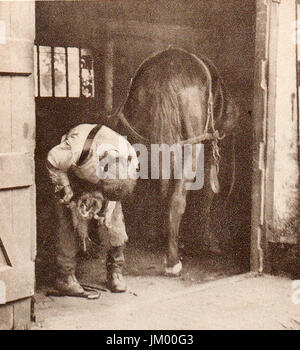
xmin=59 ymin=185 xmax=74 ymax=204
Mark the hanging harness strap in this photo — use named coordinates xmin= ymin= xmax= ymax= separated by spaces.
xmin=187 ymin=51 xmax=224 ymax=191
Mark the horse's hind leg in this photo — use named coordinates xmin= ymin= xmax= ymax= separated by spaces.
xmin=165 ymin=179 xmax=187 ymax=276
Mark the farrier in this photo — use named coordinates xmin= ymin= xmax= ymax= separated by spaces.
xmin=46 ymin=123 xmax=138 ymax=297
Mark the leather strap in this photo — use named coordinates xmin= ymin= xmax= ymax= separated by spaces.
xmin=77 ymin=124 xmax=102 ymax=167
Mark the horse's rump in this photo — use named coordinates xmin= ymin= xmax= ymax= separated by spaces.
xmin=122 ymin=48 xmax=238 ymax=146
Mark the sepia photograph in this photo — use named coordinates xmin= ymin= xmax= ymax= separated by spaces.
xmin=0 ymin=0 xmax=299 ymax=333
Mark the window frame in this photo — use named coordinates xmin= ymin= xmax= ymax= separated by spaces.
xmin=34 ymin=44 xmax=95 ymax=99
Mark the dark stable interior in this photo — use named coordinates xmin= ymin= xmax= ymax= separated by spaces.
xmin=35 ymin=0 xmax=255 ymax=288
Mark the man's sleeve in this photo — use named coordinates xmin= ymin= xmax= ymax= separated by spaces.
xmin=46 ymin=140 xmax=73 ymax=192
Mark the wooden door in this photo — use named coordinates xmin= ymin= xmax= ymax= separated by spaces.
xmin=252 ymin=0 xmax=299 ymax=272
xmin=0 ymin=1 xmax=36 ymax=329
xmin=264 ymin=0 xmax=299 ymax=245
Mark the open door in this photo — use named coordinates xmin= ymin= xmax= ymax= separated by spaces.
xmin=252 ymin=0 xmax=300 ymax=273
xmin=0 ymin=1 xmax=36 ymax=329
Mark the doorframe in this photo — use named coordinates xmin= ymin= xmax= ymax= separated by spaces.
xmin=251 ymin=0 xmax=267 ymax=273
xmin=251 ymin=0 xmax=278 ymax=273
xmin=33 ymin=1 xmax=273 ymax=274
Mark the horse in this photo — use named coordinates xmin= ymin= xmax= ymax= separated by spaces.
xmin=112 ymin=48 xmax=240 ymax=275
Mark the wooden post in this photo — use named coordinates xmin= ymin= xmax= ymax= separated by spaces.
xmin=251 ymin=0 xmax=270 ymax=272
xmin=264 ymin=0 xmax=280 ymax=272
xmin=104 ymin=35 xmax=114 ymax=113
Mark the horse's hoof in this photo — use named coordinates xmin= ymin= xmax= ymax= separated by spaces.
xmin=165 ymin=261 xmax=182 ymax=276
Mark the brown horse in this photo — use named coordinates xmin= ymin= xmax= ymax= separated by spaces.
xmin=115 ymin=48 xmax=240 ymax=275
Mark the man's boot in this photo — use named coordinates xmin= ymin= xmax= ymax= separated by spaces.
xmin=56 ymin=273 xmax=85 ymax=296
xmin=106 ymin=246 xmax=127 ymax=293
xmin=55 ymin=273 xmax=99 ymax=298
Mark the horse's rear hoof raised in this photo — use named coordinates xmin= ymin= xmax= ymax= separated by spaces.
xmin=165 ymin=260 xmax=182 ymax=276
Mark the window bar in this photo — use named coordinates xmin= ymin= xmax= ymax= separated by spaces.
xmin=65 ymin=47 xmax=69 ymax=98
xmin=37 ymin=45 xmax=41 ymax=98
xmin=79 ymin=47 xmax=82 ymax=97
xmin=51 ymin=46 xmax=55 ymax=97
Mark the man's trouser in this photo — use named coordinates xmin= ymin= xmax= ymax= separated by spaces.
xmin=55 ymin=179 xmax=128 ymax=276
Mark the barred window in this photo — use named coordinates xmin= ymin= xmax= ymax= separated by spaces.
xmin=34 ymin=45 xmax=95 ymax=98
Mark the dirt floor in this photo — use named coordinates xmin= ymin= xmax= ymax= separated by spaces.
xmin=33 ymin=273 xmax=300 ymax=330
xmin=33 ymin=239 xmax=300 ymax=330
